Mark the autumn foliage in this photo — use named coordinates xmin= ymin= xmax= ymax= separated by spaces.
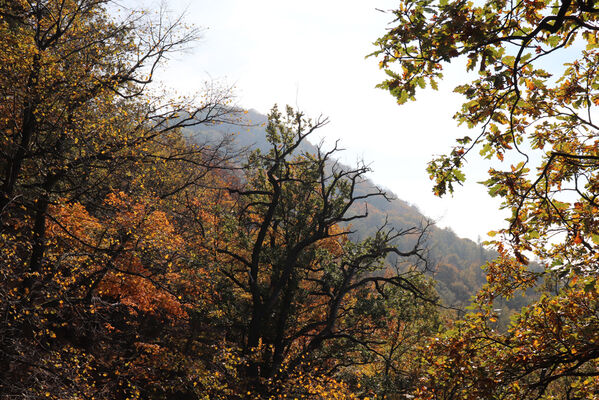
xmin=0 ymin=2 xmax=440 ymax=399
xmin=15 ymin=0 xmax=599 ymax=398
xmin=374 ymin=0 xmax=599 ymax=397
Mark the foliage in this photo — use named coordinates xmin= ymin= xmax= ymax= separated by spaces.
xmin=187 ymin=109 xmax=501 ymax=309
xmin=211 ymin=105 xmax=440 ymax=397
xmin=373 ymin=0 xmax=599 ymax=397
xmin=0 ymin=1 xmax=238 ymax=398
xmin=0 ymin=2 xmax=443 ymax=399
xmin=415 ymin=277 xmax=599 ymax=400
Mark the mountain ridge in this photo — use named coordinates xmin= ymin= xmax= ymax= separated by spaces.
xmin=184 ymin=108 xmax=495 ymax=307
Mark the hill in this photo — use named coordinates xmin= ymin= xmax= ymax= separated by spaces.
xmin=184 ymin=109 xmax=495 ymax=308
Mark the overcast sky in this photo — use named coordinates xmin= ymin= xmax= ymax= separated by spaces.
xmin=136 ymin=0 xmax=508 ymax=241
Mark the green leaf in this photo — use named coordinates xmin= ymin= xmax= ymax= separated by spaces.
xmin=398 ymin=89 xmax=409 ymax=104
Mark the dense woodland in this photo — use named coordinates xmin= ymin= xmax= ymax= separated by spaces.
xmin=1 ymin=1 xmax=599 ymax=399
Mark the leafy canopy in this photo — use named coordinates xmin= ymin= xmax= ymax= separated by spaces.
xmin=373 ymin=0 xmax=599 ymax=398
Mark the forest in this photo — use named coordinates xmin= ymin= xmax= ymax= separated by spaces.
xmin=0 ymin=1 xmax=598 ymax=399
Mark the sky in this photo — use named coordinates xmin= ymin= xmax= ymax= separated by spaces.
xmin=133 ymin=0 xmax=509 ymax=242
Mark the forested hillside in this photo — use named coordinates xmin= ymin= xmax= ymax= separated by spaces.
xmin=0 ymin=2 xmax=444 ymax=395
xmin=186 ymin=109 xmax=495 ymax=307
xmin=2 ymin=1 xmax=599 ymax=399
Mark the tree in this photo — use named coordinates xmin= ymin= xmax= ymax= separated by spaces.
xmin=210 ymin=105 xmax=438 ymax=397
xmin=0 ymin=0 xmax=235 ymax=275
xmin=373 ymin=0 xmax=599 ymax=398
xmin=0 ymin=1 xmax=239 ymax=398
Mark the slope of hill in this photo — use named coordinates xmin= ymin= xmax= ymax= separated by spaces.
xmin=184 ymin=109 xmax=495 ymax=307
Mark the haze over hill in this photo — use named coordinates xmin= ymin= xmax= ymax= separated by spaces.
xmin=185 ymin=109 xmax=498 ymax=308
